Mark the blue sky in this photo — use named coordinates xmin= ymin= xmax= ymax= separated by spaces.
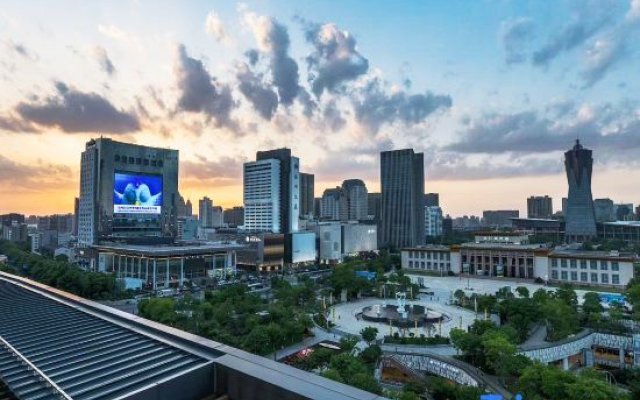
xmin=0 ymin=0 xmax=639 ymax=216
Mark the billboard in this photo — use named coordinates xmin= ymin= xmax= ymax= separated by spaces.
xmin=113 ymin=172 xmax=162 ymax=214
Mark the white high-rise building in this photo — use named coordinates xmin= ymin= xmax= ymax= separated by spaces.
xmin=425 ymin=206 xmax=443 ymax=237
xmin=244 ymin=160 xmax=281 ymax=232
xmin=199 ymin=197 xmax=214 ymax=228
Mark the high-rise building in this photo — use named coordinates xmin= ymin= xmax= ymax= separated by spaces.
xmin=380 ymin=149 xmax=425 ymax=248
xmin=73 ymin=197 xmax=79 ymax=236
xmin=424 ymin=193 xmax=439 ymax=207
xmin=38 ymin=214 xmax=73 ymax=233
xmin=342 ymin=179 xmax=368 ymax=221
xmin=313 ymin=197 xmax=321 ymax=219
xmin=78 ymin=138 xmax=179 ymax=247
xmin=482 ymin=210 xmax=519 ymax=227
xmin=615 ymin=203 xmax=635 ymax=221
xmin=0 ymin=213 xmax=25 ymax=227
xmin=320 ymin=187 xmax=346 ymax=221
xmin=562 ymin=197 xmax=568 ymax=216
xmin=256 ymin=148 xmax=300 ymax=233
xmin=243 ymin=159 xmax=281 ymax=232
xmin=564 ymin=140 xmax=597 ymax=242
xmin=299 ymin=173 xmax=315 ymax=219
xmin=199 ymin=197 xmax=214 ymax=228
xmin=185 ymin=199 xmax=193 ymax=217
xmin=527 ymin=196 xmax=553 ymax=219
xmin=442 ymin=216 xmax=453 ymax=236
xmin=636 ymin=206 xmax=640 ymax=221
xmin=223 ymin=206 xmax=244 ymax=227
xmin=367 ymin=193 xmax=381 ymax=222
xmin=425 ymin=206 xmax=443 ymax=237
xmin=594 ymin=198 xmax=615 ymax=222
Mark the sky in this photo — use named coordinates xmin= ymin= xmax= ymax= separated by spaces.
xmin=1 ymin=0 xmax=639 ymax=217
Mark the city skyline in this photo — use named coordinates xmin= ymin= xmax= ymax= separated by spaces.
xmin=1 ymin=0 xmax=640 ymax=216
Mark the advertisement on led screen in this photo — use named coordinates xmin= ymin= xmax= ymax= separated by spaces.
xmin=113 ymin=172 xmax=162 ymax=214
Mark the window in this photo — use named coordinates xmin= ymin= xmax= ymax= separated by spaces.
xmin=590 ymin=260 xmax=597 ymax=270
xmin=552 ymin=270 xmax=558 ymax=279
xmin=561 ymin=271 xmax=568 ymax=280
xmin=114 ymin=155 xmax=120 ymax=161
xmin=426 ymin=262 xmax=431 ymax=269
xmin=600 ymin=261 xmax=608 ymax=270
xmin=157 ymin=160 xmax=163 ymax=167
xmin=151 ymin=160 xmax=157 ymax=167
xmin=591 ymin=273 xmax=598 ymax=283
xmin=143 ymin=159 xmax=149 ymax=166
xmin=136 ymin=157 xmax=141 ymax=165
xmin=421 ymin=261 xmax=425 ymax=268
xmin=421 ymin=252 xmax=425 ymax=259
xmin=128 ymin=157 xmax=134 ymax=163
xmin=612 ymin=262 xmax=619 ymax=271
xmin=601 ymin=274 xmax=609 ymax=284
xmin=570 ymin=259 xmax=577 ymax=269
xmin=570 ymin=271 xmax=577 ymax=281
xmin=561 ymin=259 xmax=567 ymax=268
xmin=552 ymin=258 xmax=558 ymax=267
xmin=581 ymin=272 xmax=588 ymax=282
xmin=408 ymin=261 xmax=413 ymax=268
xmin=580 ymin=260 xmax=587 ymax=269
xmin=612 ymin=274 xmax=620 ymax=285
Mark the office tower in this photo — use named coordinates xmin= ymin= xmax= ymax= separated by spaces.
xmin=615 ymin=203 xmax=635 ymax=221
xmin=223 ymin=206 xmax=244 ymax=227
xmin=177 ymin=194 xmax=187 ymax=217
xmin=342 ymin=179 xmax=368 ymax=221
xmin=561 ymin=197 xmax=568 ymax=216
xmin=73 ymin=197 xmax=79 ymax=236
xmin=211 ymin=206 xmax=223 ymax=227
xmin=320 ymin=187 xmax=346 ymax=221
xmin=243 ymin=159 xmax=281 ymax=232
xmin=313 ymin=197 xmax=321 ymax=219
xmin=442 ymin=216 xmax=453 ymax=236
xmin=380 ymin=149 xmax=425 ymax=248
xmin=199 ymin=197 xmax=214 ymax=228
xmin=636 ymin=206 xmax=640 ymax=221
xmin=594 ymin=198 xmax=615 ymax=222
xmin=482 ymin=210 xmax=519 ymax=228
xmin=425 ymin=206 xmax=443 ymax=236
xmin=185 ymin=199 xmax=193 ymax=217
xmin=256 ymin=148 xmax=300 ymax=233
xmin=424 ymin=193 xmax=439 ymax=207
xmin=527 ymin=196 xmax=553 ymax=219
xmin=564 ymin=140 xmax=597 ymax=242
xmin=367 ymin=193 xmax=381 ymax=221
xmin=0 ymin=213 xmax=25 ymax=227
xmin=299 ymin=173 xmax=315 ymax=219
xmin=78 ymin=138 xmax=179 ymax=247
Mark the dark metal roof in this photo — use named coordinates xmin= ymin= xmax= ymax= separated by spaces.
xmin=0 ymin=279 xmax=210 ymax=400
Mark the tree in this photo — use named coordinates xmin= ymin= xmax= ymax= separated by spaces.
xmin=555 ymin=284 xmax=578 ymax=310
xmin=515 ymin=286 xmax=530 ymax=298
xmin=542 ymin=299 xmax=580 ymax=341
xmin=453 ymin=289 xmax=465 ymax=305
xmin=359 ymin=344 xmax=382 ymax=365
xmin=360 ymin=326 xmax=378 ymax=345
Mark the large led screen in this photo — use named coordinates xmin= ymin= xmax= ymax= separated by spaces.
xmin=113 ymin=172 xmax=162 ymax=214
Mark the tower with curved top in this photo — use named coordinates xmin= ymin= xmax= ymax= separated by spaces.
xmin=564 ymin=139 xmax=597 ymax=242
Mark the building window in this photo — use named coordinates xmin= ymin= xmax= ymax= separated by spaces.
xmin=561 ymin=259 xmax=567 ymax=268
xmin=612 ymin=262 xmax=619 ymax=271
xmin=143 ymin=159 xmax=149 ymax=166
xmin=581 ymin=272 xmax=588 ymax=282
xmin=426 ymin=262 xmax=431 ymax=269
xmin=580 ymin=260 xmax=587 ymax=269
xmin=114 ymin=155 xmax=120 ymax=161
xmin=552 ymin=270 xmax=558 ymax=280
xmin=408 ymin=261 xmax=413 ymax=268
xmin=570 ymin=271 xmax=577 ymax=281
xmin=590 ymin=260 xmax=597 ymax=270
xmin=551 ymin=258 xmax=558 ymax=267
xmin=601 ymin=274 xmax=609 ymax=284
xmin=421 ymin=252 xmax=425 ymax=259
xmin=128 ymin=157 xmax=134 ymax=163
xmin=600 ymin=261 xmax=608 ymax=270
xmin=612 ymin=275 xmax=620 ymax=285
xmin=421 ymin=261 xmax=425 ymax=268
xmin=561 ymin=271 xmax=568 ymax=280
xmin=570 ymin=259 xmax=577 ymax=269
xmin=157 ymin=160 xmax=163 ymax=167
xmin=591 ymin=273 xmax=598 ymax=283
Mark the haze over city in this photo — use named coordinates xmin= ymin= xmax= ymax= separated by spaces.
xmin=1 ymin=0 xmax=640 ymax=216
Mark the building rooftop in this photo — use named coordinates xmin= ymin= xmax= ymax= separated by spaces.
xmin=459 ymin=242 xmax=548 ymax=251
xmin=601 ymin=221 xmax=640 ymax=227
xmin=549 ymin=249 xmax=639 ymax=260
xmin=401 ymin=245 xmax=451 ymax=251
xmin=93 ymin=242 xmax=245 ymax=256
xmin=0 ymin=272 xmax=383 ymax=400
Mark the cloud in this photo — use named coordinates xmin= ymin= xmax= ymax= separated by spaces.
xmin=205 ymin=10 xmax=228 ymax=44
xmin=352 ymin=78 xmax=452 ymax=133
xmin=93 ymin=46 xmax=116 ymax=76
xmin=500 ymin=17 xmax=535 ymax=64
xmin=181 ymin=155 xmax=243 ymax=184
xmin=532 ymin=1 xmax=615 ymax=66
xmin=323 ymin=100 xmax=346 ymax=131
xmin=243 ymin=11 xmax=300 ymax=105
xmin=15 ymin=81 xmax=140 ymax=133
xmin=0 ymin=154 xmax=73 ymax=190
xmin=446 ymin=105 xmax=640 ymax=155
xmin=0 ymin=114 xmax=39 ymax=133
xmin=304 ymin=22 xmax=369 ymax=96
xmin=236 ymin=62 xmax=278 ymax=120
xmin=98 ymin=24 xmax=129 ymax=41
xmin=173 ymin=44 xmax=236 ymax=127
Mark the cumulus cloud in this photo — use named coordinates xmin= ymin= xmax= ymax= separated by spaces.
xmin=0 ymin=154 xmax=73 ymax=190
xmin=352 ymin=78 xmax=452 ymax=133
xmin=236 ymin=62 xmax=278 ymax=120
xmin=500 ymin=17 xmax=535 ymax=64
xmin=205 ymin=10 xmax=228 ymax=44
xmin=243 ymin=11 xmax=300 ymax=105
xmin=532 ymin=1 xmax=615 ymax=66
xmin=181 ymin=155 xmax=243 ymax=184
xmin=304 ymin=22 xmax=369 ymax=96
xmin=173 ymin=44 xmax=235 ymax=127
xmin=15 ymin=81 xmax=139 ymax=133
xmin=323 ymin=100 xmax=346 ymax=131
xmin=93 ymin=46 xmax=116 ymax=76
xmin=0 ymin=115 xmax=39 ymax=133
xmin=446 ymin=105 xmax=640 ymax=155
